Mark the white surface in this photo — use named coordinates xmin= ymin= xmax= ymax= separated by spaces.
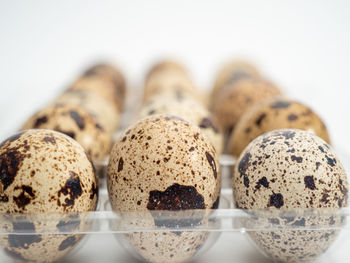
xmin=1 ymin=1 xmax=350 ymax=262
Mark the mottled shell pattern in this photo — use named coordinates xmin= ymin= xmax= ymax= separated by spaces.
xmin=71 ymin=63 xmax=126 ymax=112
xmin=21 ymin=104 xmax=112 ymax=162
xmin=211 ymin=60 xmax=260 ymax=102
xmin=108 ymin=114 xmax=221 ymax=212
xmin=137 ymin=95 xmax=223 ymax=154
xmin=212 ymin=77 xmax=282 ymax=133
xmin=233 ymin=129 xmax=347 ymax=210
xmin=0 ymin=129 xmax=98 ymax=262
xmin=233 ymin=129 xmax=348 ymax=262
xmin=107 ymin=114 xmax=221 ymax=263
xmin=55 ymin=89 xmax=120 ymax=133
xmin=229 ymin=98 xmax=330 ymax=157
xmin=143 ymin=60 xmax=204 ymax=103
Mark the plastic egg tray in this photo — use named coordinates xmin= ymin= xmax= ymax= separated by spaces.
xmin=1 ymin=150 xmax=350 ymax=263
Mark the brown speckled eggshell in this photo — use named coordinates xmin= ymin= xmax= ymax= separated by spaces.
xmin=145 ymin=60 xmax=188 ymax=82
xmin=21 ymin=104 xmax=112 ymax=163
xmin=108 ymin=114 xmax=220 ymax=211
xmin=229 ymin=98 xmax=331 ymax=157
xmin=233 ymin=129 xmax=348 ymax=262
xmin=212 ymin=78 xmax=282 ymax=133
xmin=211 ymin=60 xmax=260 ymax=103
xmin=82 ymin=63 xmax=127 ymax=106
xmin=143 ymin=61 xmax=204 ymax=104
xmin=55 ymin=89 xmax=121 ymax=133
xmin=121 ymin=231 xmax=209 ymax=263
xmin=0 ymin=129 xmax=98 ymax=263
xmin=137 ymin=96 xmax=223 ymax=154
xmin=70 ymin=66 xmax=125 ymax=113
xmin=107 ymin=114 xmax=221 ymax=262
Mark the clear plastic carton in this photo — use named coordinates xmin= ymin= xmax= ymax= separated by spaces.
xmin=0 ymin=150 xmax=349 ymax=263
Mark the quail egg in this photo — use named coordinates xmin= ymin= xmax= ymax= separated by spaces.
xmin=143 ymin=60 xmax=203 ymax=103
xmin=82 ymin=63 xmax=126 ymax=105
xmin=120 ymin=230 xmax=209 ymax=263
xmin=233 ymin=129 xmax=348 ymax=262
xmin=55 ymin=89 xmax=120 ymax=133
xmin=70 ymin=64 xmax=126 ymax=113
xmin=0 ymin=129 xmax=98 ymax=263
xmin=211 ymin=60 xmax=260 ymax=102
xmin=21 ymin=104 xmax=112 ymax=163
xmin=145 ymin=60 xmax=188 ymax=81
xmin=229 ymin=98 xmax=331 ymax=157
xmin=212 ymin=77 xmax=282 ymax=133
xmin=137 ymin=96 xmax=223 ymax=154
xmin=107 ymin=114 xmax=221 ymax=262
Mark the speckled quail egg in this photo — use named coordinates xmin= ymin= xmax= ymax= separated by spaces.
xmin=211 ymin=60 xmax=260 ymax=102
xmin=107 ymin=114 xmax=221 ymax=263
xmin=119 ymin=230 xmax=209 ymax=263
xmin=212 ymin=77 xmax=282 ymax=133
xmin=137 ymin=96 xmax=223 ymax=154
xmin=21 ymin=104 xmax=112 ymax=163
xmin=0 ymin=129 xmax=98 ymax=263
xmin=55 ymin=89 xmax=120 ymax=133
xmin=233 ymin=129 xmax=348 ymax=262
xmin=229 ymin=98 xmax=331 ymax=157
xmin=70 ymin=64 xmax=126 ymax=113
xmin=145 ymin=60 xmax=188 ymax=81
xmin=82 ymin=63 xmax=126 ymax=104
xmin=143 ymin=86 xmax=207 ymax=110
xmin=143 ymin=61 xmax=204 ymax=104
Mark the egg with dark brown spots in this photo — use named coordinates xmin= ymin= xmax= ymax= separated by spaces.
xmin=107 ymin=114 xmax=221 ymax=262
xmin=55 ymin=89 xmax=120 ymax=133
xmin=229 ymin=98 xmax=331 ymax=157
xmin=233 ymin=129 xmax=348 ymax=262
xmin=70 ymin=63 xmax=126 ymax=113
xmin=212 ymin=78 xmax=282 ymax=134
xmin=0 ymin=129 xmax=98 ymax=263
xmin=119 ymin=230 xmax=209 ymax=263
xmin=21 ymin=104 xmax=112 ymax=162
xmin=137 ymin=96 xmax=223 ymax=154
xmin=82 ymin=63 xmax=127 ymax=107
xmin=143 ymin=60 xmax=204 ymax=104
xmin=211 ymin=60 xmax=260 ymax=103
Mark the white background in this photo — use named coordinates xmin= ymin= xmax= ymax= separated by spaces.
xmin=0 ymin=1 xmax=350 ymax=262
xmin=1 ymin=0 xmax=350 ymax=151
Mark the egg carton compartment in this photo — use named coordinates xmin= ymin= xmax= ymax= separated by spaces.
xmin=0 ymin=149 xmax=350 ymax=262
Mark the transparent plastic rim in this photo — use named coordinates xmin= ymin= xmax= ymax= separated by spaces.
xmin=1 ymin=151 xmax=349 ymax=235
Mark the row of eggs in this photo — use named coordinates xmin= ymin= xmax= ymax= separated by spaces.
xmin=0 ymin=60 xmax=348 ymax=263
